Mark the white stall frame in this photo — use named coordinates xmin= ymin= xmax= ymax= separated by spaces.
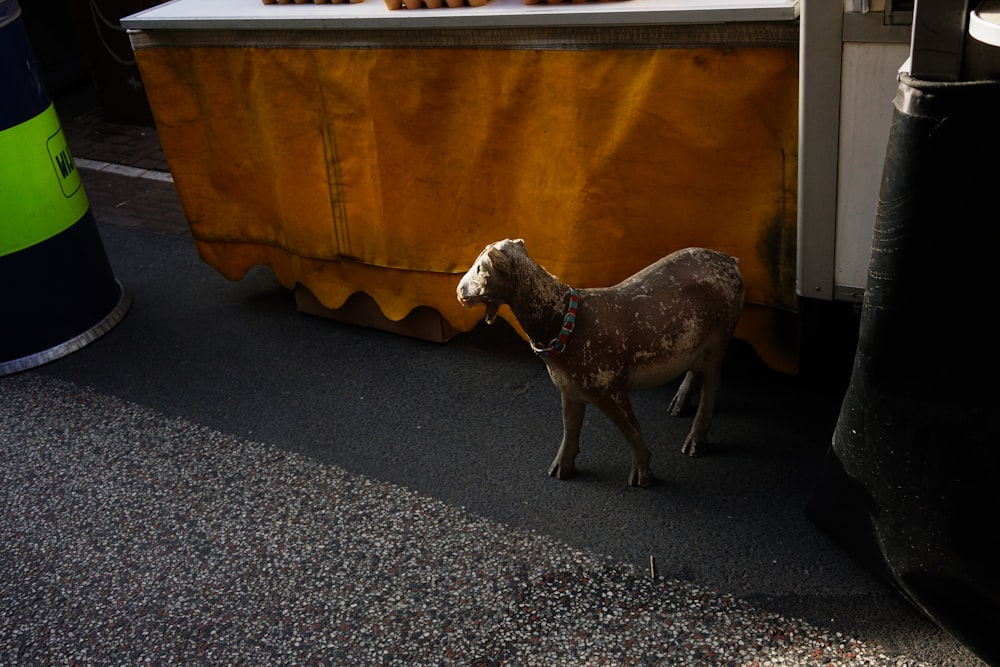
xmin=797 ymin=2 xmax=912 ymax=303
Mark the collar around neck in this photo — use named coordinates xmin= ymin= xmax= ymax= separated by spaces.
xmin=531 ymin=288 xmax=580 ymax=358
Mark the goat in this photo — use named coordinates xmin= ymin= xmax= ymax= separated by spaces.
xmin=456 ymin=238 xmax=744 ymax=487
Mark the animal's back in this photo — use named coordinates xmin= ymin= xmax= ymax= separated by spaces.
xmin=610 ymin=247 xmax=743 ymax=326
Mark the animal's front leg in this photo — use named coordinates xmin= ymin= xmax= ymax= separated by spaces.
xmin=594 ymin=391 xmax=652 ymax=487
xmin=548 ymin=394 xmax=585 ymax=480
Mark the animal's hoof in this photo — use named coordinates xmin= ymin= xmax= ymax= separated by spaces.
xmin=548 ymin=461 xmax=575 ymax=480
xmin=667 ymin=395 xmax=688 ymax=417
xmin=681 ymin=437 xmax=707 ymax=457
xmin=628 ymin=466 xmax=653 ymax=487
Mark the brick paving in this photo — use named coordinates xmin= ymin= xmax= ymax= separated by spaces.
xmin=62 ymin=106 xmax=169 ymax=174
xmin=77 ymin=168 xmax=190 ymax=237
xmin=56 ymin=85 xmax=190 ymax=237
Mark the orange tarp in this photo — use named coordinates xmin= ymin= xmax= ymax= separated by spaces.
xmin=134 ymin=43 xmax=800 ymax=371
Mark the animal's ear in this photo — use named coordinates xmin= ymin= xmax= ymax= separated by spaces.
xmin=511 ymin=238 xmax=525 ymax=247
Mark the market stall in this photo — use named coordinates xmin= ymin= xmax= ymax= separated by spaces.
xmin=123 ymin=0 xmax=801 ymax=372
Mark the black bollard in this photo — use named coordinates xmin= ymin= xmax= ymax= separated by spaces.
xmin=0 ymin=0 xmax=130 ymax=375
xmin=809 ymin=73 xmax=1000 ymax=665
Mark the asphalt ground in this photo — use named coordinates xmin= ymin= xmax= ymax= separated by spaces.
xmin=0 ymin=85 xmax=988 ymax=666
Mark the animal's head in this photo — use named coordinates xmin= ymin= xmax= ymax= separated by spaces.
xmin=456 ymin=238 xmax=527 ymax=325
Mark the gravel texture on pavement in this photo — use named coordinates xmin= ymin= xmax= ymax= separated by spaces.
xmin=2 ymin=373 xmax=937 ymax=666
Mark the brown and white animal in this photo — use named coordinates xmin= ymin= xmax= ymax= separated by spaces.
xmin=456 ymin=238 xmax=744 ymax=487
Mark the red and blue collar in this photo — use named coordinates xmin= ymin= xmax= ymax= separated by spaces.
xmin=531 ymin=288 xmax=580 ymax=358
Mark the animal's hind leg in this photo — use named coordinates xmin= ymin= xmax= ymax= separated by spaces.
xmin=668 ymin=370 xmax=700 ymax=417
xmin=681 ymin=344 xmax=728 ymax=457
xmin=549 ymin=394 xmax=585 ymax=480
xmin=594 ymin=391 xmax=652 ymax=487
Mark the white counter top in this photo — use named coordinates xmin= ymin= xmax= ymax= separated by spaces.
xmin=122 ymin=0 xmax=799 ymax=31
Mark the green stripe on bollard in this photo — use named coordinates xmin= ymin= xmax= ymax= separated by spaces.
xmin=0 ymin=102 xmax=90 ymax=258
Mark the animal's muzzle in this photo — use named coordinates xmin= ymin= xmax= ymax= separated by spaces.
xmin=456 ymin=267 xmax=485 ymax=303
xmin=456 ymin=279 xmax=500 ymax=324
xmin=456 ymin=281 xmax=478 ymax=306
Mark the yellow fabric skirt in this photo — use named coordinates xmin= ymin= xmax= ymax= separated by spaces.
xmin=133 ymin=38 xmax=801 ymax=371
